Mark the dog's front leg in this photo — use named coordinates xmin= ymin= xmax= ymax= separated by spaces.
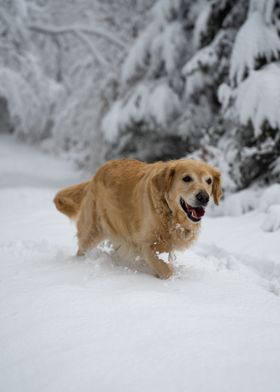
xmin=145 ymin=245 xmax=173 ymax=279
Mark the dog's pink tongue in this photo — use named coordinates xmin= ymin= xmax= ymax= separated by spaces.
xmin=196 ymin=207 xmax=205 ymax=218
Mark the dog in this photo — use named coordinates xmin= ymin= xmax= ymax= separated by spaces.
xmin=54 ymin=159 xmax=222 ymax=279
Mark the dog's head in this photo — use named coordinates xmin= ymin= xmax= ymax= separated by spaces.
xmin=153 ymin=159 xmax=222 ymax=224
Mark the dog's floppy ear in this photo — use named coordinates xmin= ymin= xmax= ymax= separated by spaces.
xmin=152 ymin=163 xmax=176 ymax=194
xmin=211 ymin=169 xmax=223 ymax=205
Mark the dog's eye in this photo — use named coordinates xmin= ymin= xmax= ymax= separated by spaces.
xmin=206 ymin=178 xmax=212 ymax=185
xmin=183 ymin=175 xmax=192 ymax=183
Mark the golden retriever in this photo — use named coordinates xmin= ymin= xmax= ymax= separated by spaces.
xmin=54 ymin=159 xmax=222 ymax=279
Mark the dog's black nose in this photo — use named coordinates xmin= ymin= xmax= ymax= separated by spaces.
xmin=196 ymin=191 xmax=209 ymax=205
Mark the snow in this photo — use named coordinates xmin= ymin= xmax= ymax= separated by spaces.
xmin=259 ymin=184 xmax=280 ymax=212
xmin=189 ymin=144 xmax=237 ymax=193
xmin=102 ymin=83 xmax=181 ymax=142
xmin=235 ymin=63 xmax=280 ymax=137
xmin=105 ymin=0 xmax=187 ymax=145
xmin=121 ymin=1 xmax=185 ymax=85
xmin=153 ymin=21 xmax=186 ymax=74
xmin=148 ymin=84 xmax=181 ymax=126
xmin=230 ymin=10 xmax=280 ymax=84
xmin=121 ymin=27 xmax=151 ymax=84
xmin=1 ymin=135 xmax=280 ymax=392
xmin=249 ymin=0 xmax=276 ymax=24
xmin=218 ymin=82 xmax=232 ymax=110
xmin=193 ymin=2 xmax=211 ymax=49
xmin=261 ymin=205 xmax=280 ymax=232
xmin=182 ymin=43 xmax=217 ymax=97
xmin=212 ymin=185 xmax=280 ymax=234
xmin=216 ymin=189 xmax=260 ymax=217
xmin=0 ymin=63 xmax=61 ymax=141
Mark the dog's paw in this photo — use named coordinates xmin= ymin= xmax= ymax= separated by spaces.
xmin=76 ymin=249 xmax=86 ymax=257
xmin=155 ymin=262 xmax=173 ymax=279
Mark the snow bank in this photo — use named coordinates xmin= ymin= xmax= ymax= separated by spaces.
xmin=261 ymin=205 xmax=280 ymax=232
xmin=217 ymin=189 xmax=260 ymax=217
xmin=214 ymin=183 xmax=280 ymax=233
xmin=217 ymin=185 xmax=280 ymax=217
xmin=259 ymin=184 xmax=280 ymax=212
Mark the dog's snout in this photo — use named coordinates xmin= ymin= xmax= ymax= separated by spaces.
xmin=196 ymin=191 xmax=209 ymax=205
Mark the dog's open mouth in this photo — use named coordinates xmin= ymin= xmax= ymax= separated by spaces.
xmin=180 ymin=197 xmax=205 ymax=223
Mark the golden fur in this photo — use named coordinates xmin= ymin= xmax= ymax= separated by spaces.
xmin=54 ymin=159 xmax=222 ymax=279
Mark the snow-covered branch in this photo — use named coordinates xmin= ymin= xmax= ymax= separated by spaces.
xmin=74 ymin=30 xmax=109 ymax=67
xmin=29 ymin=23 xmax=127 ymax=50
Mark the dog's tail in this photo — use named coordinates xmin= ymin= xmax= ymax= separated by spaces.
xmin=53 ymin=181 xmax=90 ymax=220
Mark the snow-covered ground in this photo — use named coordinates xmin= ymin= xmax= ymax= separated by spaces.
xmin=1 ymin=135 xmax=280 ymax=392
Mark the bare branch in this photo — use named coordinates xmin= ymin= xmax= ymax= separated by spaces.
xmin=79 ymin=26 xmax=127 ymax=50
xmin=74 ymin=31 xmax=109 ymax=67
xmin=29 ymin=23 xmax=127 ymax=50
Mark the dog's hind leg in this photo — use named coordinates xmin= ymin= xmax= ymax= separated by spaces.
xmin=76 ymin=228 xmax=102 ymax=256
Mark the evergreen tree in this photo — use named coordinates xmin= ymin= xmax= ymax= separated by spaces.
xmin=219 ymin=0 xmax=280 ymax=188
xmin=103 ymin=0 xmax=280 ymax=191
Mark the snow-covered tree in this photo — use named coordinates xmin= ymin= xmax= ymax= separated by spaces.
xmin=28 ymin=0 xmax=137 ymax=167
xmin=2 ymin=0 xmax=280 ymax=191
xmin=101 ymin=0 xmax=245 ymax=164
xmin=219 ymin=0 xmax=280 ymax=188
xmin=102 ymin=0 xmax=194 ymax=161
xmin=103 ymin=0 xmax=280 ymax=191
xmin=0 ymin=0 xmax=61 ymax=141
xmin=1 ymin=0 xmax=154 ymax=167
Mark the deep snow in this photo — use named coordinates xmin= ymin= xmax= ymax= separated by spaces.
xmin=1 ymin=135 xmax=280 ymax=392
